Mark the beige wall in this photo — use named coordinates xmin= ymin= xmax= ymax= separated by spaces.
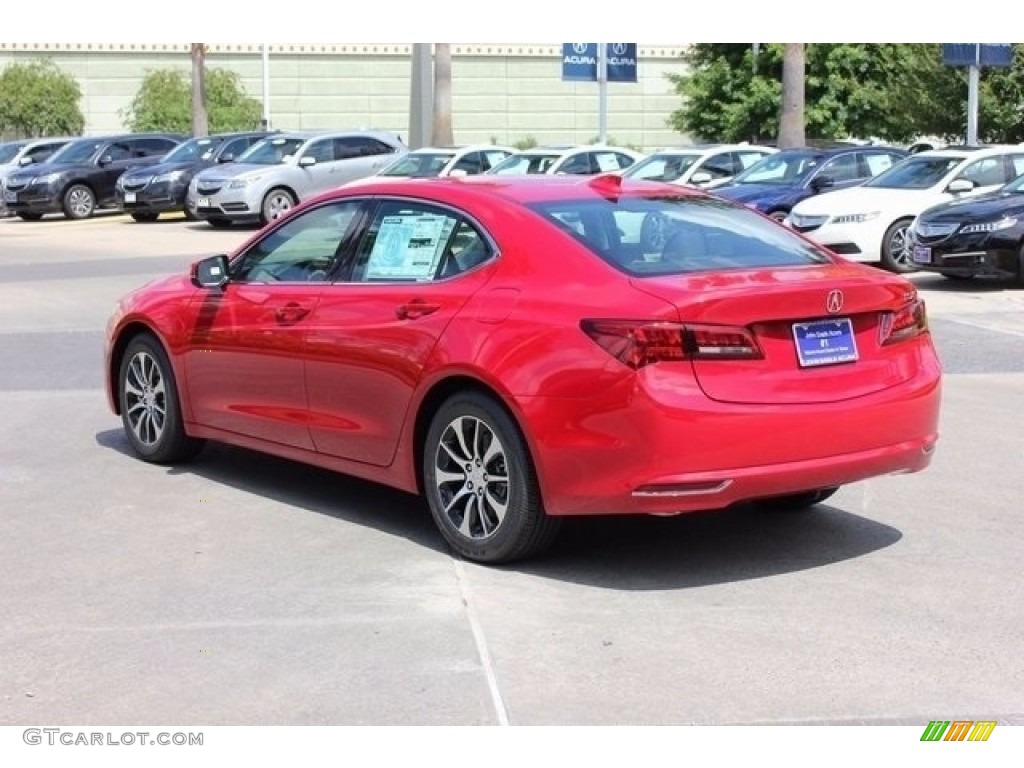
xmin=0 ymin=43 xmax=690 ymax=150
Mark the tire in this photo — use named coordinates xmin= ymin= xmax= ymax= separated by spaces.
xmin=130 ymin=211 xmax=160 ymax=223
xmin=184 ymin=206 xmax=200 ymax=222
xmin=261 ymin=188 xmax=296 ymax=225
xmin=768 ymin=210 xmax=789 ymax=222
xmin=1015 ymin=243 xmax=1024 ymax=288
xmin=422 ymin=391 xmax=561 ymax=564
xmin=754 ymin=487 xmax=839 ymax=512
xmin=207 ymin=217 xmax=232 ymax=229
xmin=118 ymin=334 xmax=204 ymax=464
xmin=880 ymin=218 xmax=915 ymax=273
xmin=16 ymin=212 xmax=43 ymax=221
xmin=62 ymin=183 xmax=96 ymax=220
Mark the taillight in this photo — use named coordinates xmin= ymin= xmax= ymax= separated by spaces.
xmin=879 ymin=299 xmax=928 ymax=346
xmin=581 ymin=320 xmax=763 ymax=369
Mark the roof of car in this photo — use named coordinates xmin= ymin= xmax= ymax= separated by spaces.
xmin=326 ymin=173 xmax=703 ymax=207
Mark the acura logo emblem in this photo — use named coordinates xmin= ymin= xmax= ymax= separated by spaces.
xmin=826 ymin=289 xmax=843 ymax=314
xmin=572 ymin=43 xmax=588 ymax=54
xmin=612 ymin=43 xmax=628 ymax=55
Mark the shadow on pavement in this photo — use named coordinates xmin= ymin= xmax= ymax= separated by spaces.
xmin=95 ymin=428 xmax=903 ymax=589
xmin=910 ymin=273 xmax=1019 ymax=293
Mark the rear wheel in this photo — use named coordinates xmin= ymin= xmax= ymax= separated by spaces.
xmin=62 ymin=184 xmax=96 ymax=219
xmin=422 ymin=392 xmax=561 ymax=564
xmin=881 ymin=218 xmax=915 ymax=273
xmin=261 ymin=188 xmax=295 ymax=225
xmin=16 ymin=212 xmax=43 ymax=221
xmin=754 ymin=487 xmax=838 ymax=512
xmin=130 ymin=211 xmax=159 ymax=223
xmin=118 ymin=334 xmax=204 ymax=464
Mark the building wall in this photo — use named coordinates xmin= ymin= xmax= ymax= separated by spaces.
xmin=0 ymin=43 xmax=690 ymax=150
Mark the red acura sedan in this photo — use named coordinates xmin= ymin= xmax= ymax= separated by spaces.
xmin=104 ymin=175 xmax=942 ymax=563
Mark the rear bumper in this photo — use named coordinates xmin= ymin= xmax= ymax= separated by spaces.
xmin=517 ymin=346 xmax=942 ymax=516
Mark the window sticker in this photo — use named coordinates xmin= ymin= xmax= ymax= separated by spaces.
xmin=365 ymin=213 xmax=457 ymax=280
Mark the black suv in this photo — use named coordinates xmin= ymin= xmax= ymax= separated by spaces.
xmin=5 ymin=133 xmax=184 ymax=220
xmin=116 ymin=131 xmax=271 ymax=222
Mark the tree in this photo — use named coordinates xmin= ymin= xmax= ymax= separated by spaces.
xmin=432 ymin=44 xmax=453 ymax=146
xmin=778 ymin=44 xmax=805 ymax=147
xmin=121 ymin=69 xmax=262 ymax=135
xmin=667 ymin=44 xmax=975 ymax=144
xmin=0 ymin=58 xmax=84 ymax=138
xmin=190 ymin=43 xmax=209 ymax=137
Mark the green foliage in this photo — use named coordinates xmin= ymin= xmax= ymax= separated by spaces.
xmin=0 ymin=58 xmax=84 ymax=138
xmin=668 ymin=44 xmax=1024 ymax=145
xmin=513 ymin=135 xmax=539 ymax=150
xmin=121 ymin=68 xmax=262 ymax=134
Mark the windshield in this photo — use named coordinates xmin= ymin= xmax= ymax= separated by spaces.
xmin=865 ymin=156 xmax=963 ymax=189
xmin=624 ymin=153 xmax=701 ymax=182
xmin=47 ymin=140 xmax=103 ymax=165
xmin=528 ymin=195 xmax=830 ymax=276
xmin=163 ymin=137 xmax=221 ymax=163
xmin=488 ymin=153 xmax=560 ymax=175
xmin=0 ymin=142 xmax=27 ymax=164
xmin=730 ymin=152 xmax=823 ymax=185
xmin=1003 ymin=173 xmax=1024 ymax=193
xmin=237 ymin=137 xmax=306 ymax=165
xmin=379 ymin=152 xmax=455 ymax=177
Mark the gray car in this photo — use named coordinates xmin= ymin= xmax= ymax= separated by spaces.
xmin=187 ymin=130 xmax=407 ymax=227
xmin=0 ymin=137 xmax=74 ymax=216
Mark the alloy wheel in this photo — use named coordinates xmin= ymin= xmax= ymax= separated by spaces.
xmin=123 ymin=351 xmax=167 ymax=446
xmin=433 ymin=415 xmax=510 ymax=540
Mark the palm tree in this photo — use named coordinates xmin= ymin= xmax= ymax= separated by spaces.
xmin=190 ymin=43 xmax=209 ymax=137
xmin=432 ymin=44 xmax=453 ymax=146
xmin=778 ymin=43 xmax=805 ymax=148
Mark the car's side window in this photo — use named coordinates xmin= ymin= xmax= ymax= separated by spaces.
xmin=700 ymin=152 xmax=737 ymax=180
xmin=612 ymin=152 xmax=637 ymax=170
xmin=818 ymin=153 xmax=861 ymax=183
xmin=737 ymin=151 xmax=768 ymax=169
xmin=862 ymin=152 xmax=896 ymax=177
xmin=230 ymin=201 xmax=364 ymax=283
xmin=559 ymin=153 xmax=594 ymax=175
xmin=219 ymin=138 xmax=250 ymax=160
xmin=957 ymin=157 xmax=1007 ymax=187
xmin=482 ymin=150 xmax=510 ymax=170
xmin=349 ymin=201 xmax=491 ymax=283
xmin=27 ymin=143 xmax=62 ymax=163
xmin=134 ymin=138 xmax=176 ymax=157
xmin=452 ymin=151 xmax=483 ymax=174
xmin=335 ymin=137 xmax=396 ymax=159
xmin=1010 ymin=154 xmax=1024 ymax=179
xmin=302 ymin=139 xmax=336 ymax=164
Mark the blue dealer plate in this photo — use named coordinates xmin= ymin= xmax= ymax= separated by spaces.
xmin=792 ymin=318 xmax=858 ymax=368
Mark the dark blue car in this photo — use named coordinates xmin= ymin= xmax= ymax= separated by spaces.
xmin=715 ymin=145 xmax=908 ymax=221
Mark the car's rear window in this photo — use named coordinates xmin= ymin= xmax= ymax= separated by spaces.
xmin=527 ymin=195 xmax=832 ymax=276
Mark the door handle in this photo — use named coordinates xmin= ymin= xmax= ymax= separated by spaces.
xmin=275 ymin=302 xmax=312 ymax=323
xmin=396 ymin=299 xmax=441 ymax=320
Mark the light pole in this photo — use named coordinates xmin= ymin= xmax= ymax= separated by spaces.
xmin=261 ymin=43 xmax=271 ymax=131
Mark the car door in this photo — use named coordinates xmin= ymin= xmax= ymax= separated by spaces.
xmin=955 ymin=154 xmax=1016 ymax=196
xmin=295 ymin=137 xmax=338 ymax=198
xmin=808 ymin=152 xmax=863 ymax=192
xmin=305 ymin=199 xmax=496 ymax=465
xmin=94 ymin=141 xmax=135 ymax=204
xmin=182 ymin=199 xmax=367 ymax=449
xmin=694 ymin=151 xmax=738 ymax=186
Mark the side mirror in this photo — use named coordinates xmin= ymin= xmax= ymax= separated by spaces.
xmin=98 ymin=155 xmax=114 ymax=167
xmin=448 ymin=168 xmax=468 ymax=177
xmin=810 ymin=175 xmax=834 ymax=192
xmin=18 ymin=156 xmax=34 ymax=166
xmin=191 ymin=254 xmax=230 ymax=289
xmin=217 ymin=153 xmax=235 ymax=164
xmin=689 ymin=171 xmax=713 ymax=185
xmin=946 ymin=178 xmax=974 ymax=194
xmin=299 ymin=156 xmax=317 ymax=167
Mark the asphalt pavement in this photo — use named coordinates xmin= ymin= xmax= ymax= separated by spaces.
xmin=1 ymin=212 xmax=1022 ymax=725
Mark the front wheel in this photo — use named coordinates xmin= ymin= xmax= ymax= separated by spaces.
xmin=118 ymin=334 xmax=204 ymax=464
xmin=753 ymin=487 xmax=838 ymax=512
xmin=768 ymin=210 xmax=789 ymax=222
xmin=881 ymin=218 xmax=915 ymax=273
xmin=63 ymin=184 xmax=96 ymax=219
xmin=261 ymin=188 xmax=296 ymax=225
xmin=423 ymin=392 xmax=560 ymax=564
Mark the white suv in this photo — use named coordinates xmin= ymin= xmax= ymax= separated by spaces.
xmin=787 ymin=146 xmax=1024 ymax=272
xmin=187 ymin=130 xmax=406 ymax=227
xmin=622 ymin=143 xmax=776 ymax=189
